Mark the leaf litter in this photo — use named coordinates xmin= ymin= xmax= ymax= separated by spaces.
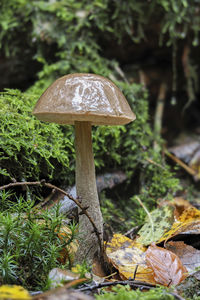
xmin=105 ymin=201 xmax=200 ymax=289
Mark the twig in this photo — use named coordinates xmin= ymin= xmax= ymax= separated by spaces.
xmin=145 ymin=158 xmax=166 ymax=170
xmin=169 ymin=292 xmax=185 ymax=300
xmin=0 ymin=180 xmax=103 ymax=256
xmin=77 ymin=279 xmax=184 ymax=300
xmin=135 ymin=196 xmax=154 ymax=238
xmin=165 ymin=149 xmax=198 ymax=178
xmin=114 ymin=65 xmax=129 ymax=84
xmin=32 ymin=279 xmax=184 ymax=300
xmin=133 ymin=264 xmax=139 ymax=280
xmin=154 ymin=82 xmax=167 ymax=152
xmin=77 ymin=279 xmax=156 ymax=292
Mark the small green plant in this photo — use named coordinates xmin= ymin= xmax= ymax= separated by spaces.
xmin=71 ymin=261 xmax=91 ymax=278
xmin=96 ymin=285 xmax=175 ymax=300
xmin=0 ymin=191 xmax=78 ymax=291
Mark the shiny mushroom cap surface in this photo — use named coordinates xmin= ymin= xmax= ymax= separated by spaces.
xmin=33 ymin=73 xmax=136 ymax=125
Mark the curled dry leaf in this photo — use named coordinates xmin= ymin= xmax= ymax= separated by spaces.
xmin=146 ymin=243 xmax=188 ymax=286
xmin=48 ymin=268 xmax=80 ymax=289
xmin=158 ymin=207 xmax=200 ymax=244
xmin=57 ymin=225 xmax=78 ymax=264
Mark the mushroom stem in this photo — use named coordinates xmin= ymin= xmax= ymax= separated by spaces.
xmin=75 ymin=121 xmax=103 ymax=262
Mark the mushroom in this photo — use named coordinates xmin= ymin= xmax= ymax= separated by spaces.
xmin=32 ymin=73 xmax=136 ymax=262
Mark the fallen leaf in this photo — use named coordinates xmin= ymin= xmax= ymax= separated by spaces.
xmin=137 ymin=206 xmax=175 ymax=246
xmin=173 ymin=198 xmax=194 ymax=220
xmin=92 ymin=257 xmax=108 ymax=284
xmin=33 ymin=286 xmax=93 ymax=300
xmin=56 ymin=225 xmax=78 ymax=264
xmin=178 ymin=207 xmax=200 ymax=223
xmin=48 ymin=268 xmax=80 ymax=289
xmin=166 ymin=241 xmax=200 ymax=274
xmin=106 ymin=234 xmax=156 ymax=284
xmin=158 ymin=207 xmax=200 ymax=244
xmin=92 ymin=257 xmax=107 ymax=278
xmin=146 ymin=243 xmax=188 ymax=286
xmin=159 ymin=197 xmax=193 ymax=220
xmin=0 ymin=285 xmax=31 ymax=299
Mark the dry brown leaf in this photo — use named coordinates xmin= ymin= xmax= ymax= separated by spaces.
xmin=106 ymin=234 xmax=156 ymax=284
xmin=166 ymin=241 xmax=200 ymax=273
xmin=92 ymin=258 xmax=107 ymax=278
xmin=48 ymin=268 xmax=80 ymax=289
xmin=33 ymin=283 xmax=93 ymax=300
xmin=172 ymin=197 xmax=194 ymax=219
xmin=146 ymin=243 xmax=188 ymax=286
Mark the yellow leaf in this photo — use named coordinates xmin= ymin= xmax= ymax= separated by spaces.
xmin=0 ymin=285 xmax=31 ymax=299
xmin=106 ymin=234 xmax=156 ymax=284
xmin=158 ymin=207 xmax=200 ymax=244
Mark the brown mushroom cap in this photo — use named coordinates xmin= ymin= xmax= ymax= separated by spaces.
xmin=33 ymin=73 xmax=136 ymax=125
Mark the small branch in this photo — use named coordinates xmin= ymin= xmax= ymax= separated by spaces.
xmin=77 ymin=279 xmax=184 ymax=299
xmin=0 ymin=180 xmax=103 ymax=256
xmin=77 ymin=279 xmax=156 ymax=292
xmin=145 ymin=158 xmax=166 ymax=170
xmin=154 ymin=82 xmax=167 ymax=152
xmin=133 ymin=264 xmax=139 ymax=280
xmin=165 ymin=149 xmax=198 ymax=179
xmin=114 ymin=64 xmax=129 ymax=84
xmin=0 ymin=181 xmax=41 ymax=190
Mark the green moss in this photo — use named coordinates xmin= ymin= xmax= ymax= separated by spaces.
xmin=96 ymin=285 xmax=175 ymax=300
xmin=0 ymin=88 xmax=74 ymax=185
xmin=177 ymin=276 xmax=200 ymax=299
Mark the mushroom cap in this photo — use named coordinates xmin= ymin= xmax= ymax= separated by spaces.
xmin=33 ymin=73 xmax=136 ymax=125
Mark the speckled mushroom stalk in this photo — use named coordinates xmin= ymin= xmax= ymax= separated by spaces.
xmin=75 ymin=121 xmax=103 ymax=261
xmin=32 ymin=73 xmax=136 ymax=263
